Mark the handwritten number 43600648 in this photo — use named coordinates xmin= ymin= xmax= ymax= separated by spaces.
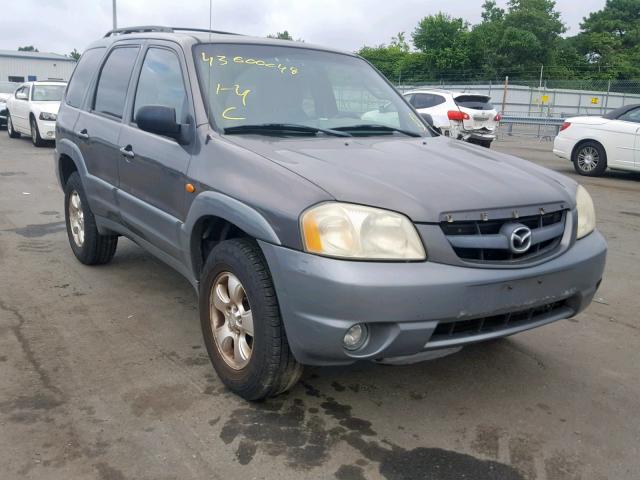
xmin=201 ymin=52 xmax=299 ymax=76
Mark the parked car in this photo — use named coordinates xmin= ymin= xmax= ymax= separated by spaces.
xmin=56 ymin=27 xmax=606 ymax=400
xmin=6 ymin=81 xmax=67 ymax=146
xmin=0 ymin=98 xmax=7 ymax=129
xmin=553 ymin=104 xmax=640 ymax=176
xmin=0 ymin=85 xmax=12 ymax=129
xmin=403 ymin=89 xmax=501 ymax=147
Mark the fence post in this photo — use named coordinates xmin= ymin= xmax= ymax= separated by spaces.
xmin=604 ymin=80 xmax=610 ymax=114
xmin=501 ymin=76 xmax=509 ymax=115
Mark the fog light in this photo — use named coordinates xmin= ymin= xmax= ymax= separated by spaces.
xmin=343 ymin=324 xmax=368 ymax=351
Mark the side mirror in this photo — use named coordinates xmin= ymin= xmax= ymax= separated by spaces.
xmin=420 ymin=113 xmax=434 ymax=127
xmin=16 ymin=92 xmax=28 ymax=100
xmin=136 ymin=105 xmax=186 ymax=143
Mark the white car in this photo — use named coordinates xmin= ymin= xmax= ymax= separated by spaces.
xmin=554 ymin=104 xmax=640 ymax=176
xmin=6 ymin=81 xmax=66 ymax=146
xmin=403 ymin=89 xmax=501 ymax=147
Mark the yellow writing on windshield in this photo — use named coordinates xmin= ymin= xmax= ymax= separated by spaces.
xmin=201 ymin=52 xmax=299 ymax=76
xmin=217 ymin=83 xmax=251 ymax=121
xmin=216 ymin=83 xmax=251 ymax=106
xmin=222 ymin=107 xmax=245 ymax=120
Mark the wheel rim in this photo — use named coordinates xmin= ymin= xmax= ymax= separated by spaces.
xmin=209 ymin=271 xmax=254 ymax=370
xmin=8 ymin=116 xmax=12 ymax=134
xmin=68 ymin=191 xmax=85 ymax=247
xmin=31 ymin=120 xmax=37 ymax=142
xmin=577 ymin=146 xmax=599 ymax=172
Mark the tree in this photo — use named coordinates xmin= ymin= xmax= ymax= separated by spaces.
xmin=409 ymin=13 xmax=472 ymax=79
xmin=412 ymin=13 xmax=469 ymax=53
xmin=69 ymin=49 xmax=81 ymax=61
xmin=572 ymin=0 xmax=640 ymax=78
xmin=267 ymin=30 xmax=303 ymax=42
xmin=18 ymin=45 xmax=39 ymax=52
xmin=390 ymin=32 xmax=410 ymax=52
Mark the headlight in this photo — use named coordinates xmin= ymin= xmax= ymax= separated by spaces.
xmin=576 ymin=185 xmax=596 ymax=239
xmin=301 ymin=202 xmax=426 ymax=260
xmin=39 ymin=112 xmax=57 ymax=121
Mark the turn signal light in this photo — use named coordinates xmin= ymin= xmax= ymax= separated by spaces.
xmin=447 ymin=110 xmax=470 ymax=121
xmin=560 ymin=122 xmax=571 ymax=132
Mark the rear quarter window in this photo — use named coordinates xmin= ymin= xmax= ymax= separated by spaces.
xmin=65 ymin=48 xmax=106 ymax=108
xmin=454 ymin=95 xmax=493 ymax=111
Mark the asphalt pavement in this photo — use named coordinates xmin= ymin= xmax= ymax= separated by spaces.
xmin=0 ymin=131 xmax=638 ymax=480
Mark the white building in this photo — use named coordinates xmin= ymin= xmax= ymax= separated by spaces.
xmin=0 ymin=50 xmax=76 ymax=83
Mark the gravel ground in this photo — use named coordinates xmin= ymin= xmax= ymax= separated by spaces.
xmin=0 ymin=132 xmax=638 ymax=480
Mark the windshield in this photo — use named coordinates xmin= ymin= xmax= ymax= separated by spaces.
xmin=31 ymin=85 xmax=65 ymax=101
xmin=193 ymin=43 xmax=428 ymax=136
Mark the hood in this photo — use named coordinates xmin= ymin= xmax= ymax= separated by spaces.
xmin=565 ymin=115 xmax=609 ymax=125
xmin=226 ymin=135 xmax=576 ymax=222
xmin=31 ymin=101 xmax=61 ymax=115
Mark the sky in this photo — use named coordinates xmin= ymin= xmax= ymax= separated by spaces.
xmin=0 ymin=0 xmax=606 ymax=56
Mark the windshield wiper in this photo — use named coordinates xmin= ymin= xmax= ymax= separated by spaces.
xmin=224 ymin=123 xmax=352 ymax=137
xmin=332 ymin=124 xmax=421 ymax=137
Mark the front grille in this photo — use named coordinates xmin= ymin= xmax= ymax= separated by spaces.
xmin=429 ymin=301 xmax=568 ymax=344
xmin=441 ymin=210 xmax=566 ymax=264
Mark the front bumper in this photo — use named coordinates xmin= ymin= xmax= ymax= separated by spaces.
xmin=37 ymin=119 xmax=56 ymax=140
xmin=260 ymin=231 xmax=606 ymax=366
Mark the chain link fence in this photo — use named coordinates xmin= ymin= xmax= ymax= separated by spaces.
xmin=396 ymin=79 xmax=640 ymax=118
xmin=395 ymin=78 xmax=640 ymax=140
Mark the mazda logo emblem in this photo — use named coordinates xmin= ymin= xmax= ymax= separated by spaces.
xmin=510 ymin=226 xmax=532 ymax=253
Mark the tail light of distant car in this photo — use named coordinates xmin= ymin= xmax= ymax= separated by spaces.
xmin=560 ymin=122 xmax=571 ymax=132
xmin=447 ymin=110 xmax=470 ymax=121
xmin=494 ymin=114 xmax=502 ymax=122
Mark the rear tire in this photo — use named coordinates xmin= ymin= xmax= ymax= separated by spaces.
xmin=199 ymin=238 xmax=302 ymax=401
xmin=30 ymin=117 xmax=46 ymax=147
xmin=572 ymin=141 xmax=607 ymax=176
xmin=7 ymin=114 xmax=20 ymax=138
xmin=64 ymin=172 xmax=118 ymax=265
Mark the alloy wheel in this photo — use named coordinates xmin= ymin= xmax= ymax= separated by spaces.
xmin=68 ymin=191 xmax=85 ymax=247
xmin=209 ymin=271 xmax=254 ymax=370
xmin=577 ymin=146 xmax=599 ymax=172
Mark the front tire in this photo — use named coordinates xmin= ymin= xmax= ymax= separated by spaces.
xmin=64 ymin=172 xmax=118 ymax=265
xmin=199 ymin=238 xmax=302 ymax=401
xmin=573 ymin=141 xmax=607 ymax=176
xmin=7 ymin=114 xmax=20 ymax=138
xmin=30 ymin=117 xmax=46 ymax=147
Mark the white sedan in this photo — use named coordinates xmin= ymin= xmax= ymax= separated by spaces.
xmin=553 ymin=104 xmax=640 ymax=176
xmin=6 ymin=81 xmax=66 ymax=146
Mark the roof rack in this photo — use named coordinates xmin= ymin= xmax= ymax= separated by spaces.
xmin=104 ymin=26 xmax=242 ymax=38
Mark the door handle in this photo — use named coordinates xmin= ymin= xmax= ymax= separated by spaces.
xmin=119 ymin=145 xmax=135 ymax=159
xmin=76 ymin=129 xmax=89 ymax=139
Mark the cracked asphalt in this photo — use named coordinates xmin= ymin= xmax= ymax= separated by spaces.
xmin=0 ymin=131 xmax=639 ymax=480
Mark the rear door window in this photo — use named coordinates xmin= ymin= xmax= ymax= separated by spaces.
xmin=412 ymin=93 xmax=446 ymax=109
xmin=66 ymin=48 xmax=106 ymax=108
xmin=454 ymin=95 xmax=493 ymax=111
xmin=94 ymin=47 xmax=140 ymax=119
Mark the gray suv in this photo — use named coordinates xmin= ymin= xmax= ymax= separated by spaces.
xmin=55 ymin=26 xmax=607 ymax=400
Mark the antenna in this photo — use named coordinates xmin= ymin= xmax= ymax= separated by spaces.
xmin=208 ymin=0 xmax=213 ymax=42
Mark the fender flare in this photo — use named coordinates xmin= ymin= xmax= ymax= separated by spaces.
xmin=55 ymin=137 xmax=89 ymax=188
xmin=182 ymin=191 xmax=282 ymax=280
